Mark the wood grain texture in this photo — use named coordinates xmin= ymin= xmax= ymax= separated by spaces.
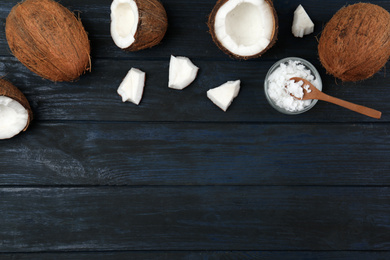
xmin=0 ymin=0 xmax=388 ymax=122
xmin=1 ymin=187 xmax=390 ymax=251
xmin=0 ymin=0 xmax=320 ymax=59
xmin=0 ymin=0 xmax=388 ymax=59
xmin=1 ymin=0 xmax=390 ymax=257
xmin=2 ymin=251 xmax=390 ymax=260
xmin=0 ymin=122 xmax=389 ymax=185
xmin=1 ymin=57 xmax=389 ymax=122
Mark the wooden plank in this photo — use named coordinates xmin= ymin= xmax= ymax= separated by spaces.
xmin=2 ymin=251 xmax=390 ymax=260
xmin=1 ymin=122 xmax=389 ymax=185
xmin=1 ymin=186 xmax=390 ymax=251
xmin=0 ymin=0 xmax=388 ymax=123
xmin=0 ymin=0 xmax=389 ymax=59
xmin=2 ymin=57 xmax=389 ymax=122
xmin=0 ymin=0 xmax=327 ymax=59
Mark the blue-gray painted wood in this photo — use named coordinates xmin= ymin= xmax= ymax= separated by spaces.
xmin=1 ymin=0 xmax=390 ymax=257
xmin=0 ymin=57 xmax=389 ymax=122
xmin=2 ymin=251 xmax=390 ymax=260
xmin=1 ymin=187 xmax=390 ymax=251
xmin=0 ymin=122 xmax=389 ymax=185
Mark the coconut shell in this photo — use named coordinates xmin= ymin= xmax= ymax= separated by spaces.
xmin=5 ymin=0 xmax=91 ymax=82
xmin=125 ymin=0 xmax=168 ymax=51
xmin=208 ymin=0 xmax=278 ymax=60
xmin=318 ymin=3 xmax=390 ymax=82
xmin=0 ymin=79 xmax=33 ymax=132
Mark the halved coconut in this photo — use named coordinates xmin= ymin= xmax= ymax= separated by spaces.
xmin=207 ymin=80 xmax=240 ymax=111
xmin=117 ymin=68 xmax=146 ymax=105
xmin=110 ymin=0 xmax=168 ymax=51
xmin=208 ymin=0 xmax=278 ymax=59
xmin=168 ymin=55 xmax=199 ymax=90
xmin=0 ymin=79 xmax=33 ymax=139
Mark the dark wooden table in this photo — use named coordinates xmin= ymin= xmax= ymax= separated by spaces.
xmin=1 ymin=0 xmax=390 ymax=259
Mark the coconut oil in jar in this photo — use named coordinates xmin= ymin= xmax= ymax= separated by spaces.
xmin=264 ymin=57 xmax=322 ymax=114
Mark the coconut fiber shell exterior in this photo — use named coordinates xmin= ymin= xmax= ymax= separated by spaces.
xmin=208 ymin=0 xmax=278 ymax=60
xmin=126 ymin=0 xmax=168 ymax=51
xmin=318 ymin=3 xmax=390 ymax=82
xmin=0 ymin=79 xmax=33 ymax=131
xmin=5 ymin=0 xmax=91 ymax=82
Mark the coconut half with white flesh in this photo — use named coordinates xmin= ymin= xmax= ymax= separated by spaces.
xmin=0 ymin=79 xmax=32 ymax=139
xmin=169 ymin=55 xmax=199 ymax=90
xmin=117 ymin=68 xmax=146 ymax=105
xmin=207 ymin=80 xmax=240 ymax=111
xmin=208 ymin=0 xmax=278 ymax=59
xmin=110 ymin=0 xmax=168 ymax=51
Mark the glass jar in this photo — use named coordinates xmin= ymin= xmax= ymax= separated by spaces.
xmin=264 ymin=57 xmax=322 ymax=115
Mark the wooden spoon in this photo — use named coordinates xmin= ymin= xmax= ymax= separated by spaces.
xmin=289 ymin=77 xmax=382 ymax=119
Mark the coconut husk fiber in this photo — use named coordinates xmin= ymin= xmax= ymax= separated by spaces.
xmin=5 ymin=0 xmax=91 ymax=82
xmin=125 ymin=0 xmax=168 ymax=51
xmin=318 ymin=3 xmax=390 ymax=82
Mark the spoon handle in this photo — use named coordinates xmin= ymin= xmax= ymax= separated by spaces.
xmin=318 ymin=93 xmax=382 ymax=119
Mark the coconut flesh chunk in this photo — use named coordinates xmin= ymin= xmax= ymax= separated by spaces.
xmin=0 ymin=96 xmax=29 ymax=139
xmin=168 ymin=55 xmax=199 ymax=90
xmin=213 ymin=0 xmax=275 ymax=57
xmin=207 ymin=80 xmax=240 ymax=111
xmin=117 ymin=68 xmax=146 ymax=105
xmin=292 ymin=5 xmax=314 ymax=38
xmin=110 ymin=0 xmax=139 ymax=49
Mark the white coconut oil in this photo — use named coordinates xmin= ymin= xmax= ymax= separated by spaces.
xmin=266 ymin=59 xmax=320 ymax=112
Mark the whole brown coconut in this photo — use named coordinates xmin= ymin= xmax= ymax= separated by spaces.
xmin=208 ymin=0 xmax=278 ymax=60
xmin=318 ymin=3 xmax=390 ymax=82
xmin=5 ymin=0 xmax=91 ymax=82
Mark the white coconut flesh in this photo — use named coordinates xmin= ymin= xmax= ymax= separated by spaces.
xmin=0 ymin=96 xmax=29 ymax=139
xmin=168 ymin=55 xmax=199 ymax=90
xmin=207 ymin=80 xmax=241 ymax=111
xmin=292 ymin=5 xmax=314 ymax=38
xmin=110 ymin=0 xmax=139 ymax=49
xmin=117 ymin=68 xmax=146 ymax=105
xmin=214 ymin=0 xmax=274 ymax=57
